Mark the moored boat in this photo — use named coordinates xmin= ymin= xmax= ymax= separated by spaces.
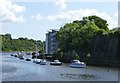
xmin=50 ymin=60 xmax=62 ymax=65
xmin=18 ymin=53 xmax=24 ymax=59
xmin=26 ymin=52 xmax=31 ymax=55
xmin=11 ymin=53 xmax=18 ymax=57
xmin=19 ymin=56 xmax=24 ymax=60
xmin=69 ymin=60 xmax=86 ymax=68
xmin=14 ymin=54 xmax=18 ymax=57
xmin=25 ymin=58 xmax=31 ymax=61
xmin=40 ymin=59 xmax=46 ymax=65
xmin=10 ymin=54 xmax=14 ymax=56
xmin=33 ymin=59 xmax=42 ymax=64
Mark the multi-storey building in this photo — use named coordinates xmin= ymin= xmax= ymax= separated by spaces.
xmin=45 ymin=29 xmax=58 ymax=54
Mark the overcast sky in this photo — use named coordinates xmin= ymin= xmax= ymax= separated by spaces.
xmin=0 ymin=0 xmax=119 ymax=41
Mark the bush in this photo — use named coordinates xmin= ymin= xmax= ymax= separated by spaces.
xmin=94 ymin=29 xmax=104 ymax=35
xmin=114 ymin=30 xmax=120 ymax=37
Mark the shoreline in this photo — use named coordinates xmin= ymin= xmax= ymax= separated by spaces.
xmin=1 ymin=52 xmax=119 ymax=69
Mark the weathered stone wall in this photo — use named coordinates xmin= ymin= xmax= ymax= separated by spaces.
xmin=87 ymin=35 xmax=119 ymax=67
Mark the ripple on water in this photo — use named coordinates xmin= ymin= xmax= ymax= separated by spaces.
xmin=2 ymin=65 xmax=18 ymax=73
xmin=60 ymin=73 xmax=100 ymax=80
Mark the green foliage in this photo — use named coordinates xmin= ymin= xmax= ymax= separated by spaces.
xmin=56 ymin=15 xmax=120 ymax=66
xmin=57 ymin=16 xmax=100 ymax=53
xmin=114 ymin=30 xmax=120 ymax=37
xmin=87 ymin=15 xmax=109 ymax=30
xmin=52 ymin=49 xmax=63 ymax=60
xmin=94 ymin=29 xmax=105 ymax=35
xmin=56 ymin=16 xmax=105 ymax=62
xmin=56 ymin=23 xmax=79 ymax=51
xmin=87 ymin=53 xmax=91 ymax=58
xmin=5 ymin=33 xmax=12 ymax=40
xmin=53 ymin=50 xmax=80 ymax=63
xmin=1 ymin=34 xmax=44 ymax=52
xmin=62 ymin=51 xmax=79 ymax=63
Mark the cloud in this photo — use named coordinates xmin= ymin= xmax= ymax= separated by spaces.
xmin=114 ymin=11 xmax=118 ymax=17
xmin=55 ymin=0 xmax=67 ymax=11
xmin=46 ymin=9 xmax=117 ymax=29
xmin=0 ymin=0 xmax=26 ymax=23
xmin=31 ymin=14 xmax=44 ymax=20
xmin=46 ymin=12 xmax=70 ymax=21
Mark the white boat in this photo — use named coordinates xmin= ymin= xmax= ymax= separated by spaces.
xmin=40 ymin=59 xmax=46 ymax=65
xmin=50 ymin=60 xmax=62 ymax=65
xmin=19 ymin=56 xmax=24 ymax=60
xmin=33 ymin=59 xmax=42 ymax=64
xmin=69 ymin=60 xmax=86 ymax=68
xmin=18 ymin=53 xmax=24 ymax=59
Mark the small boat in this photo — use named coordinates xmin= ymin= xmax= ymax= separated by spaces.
xmin=33 ymin=59 xmax=42 ymax=64
xmin=25 ymin=58 xmax=31 ymax=61
xmin=50 ymin=60 xmax=62 ymax=65
xmin=40 ymin=59 xmax=46 ymax=65
xmin=10 ymin=54 xmax=14 ymax=56
xmin=26 ymin=52 xmax=31 ymax=55
xmin=18 ymin=53 xmax=24 ymax=60
xmin=11 ymin=53 xmax=18 ymax=57
xmin=19 ymin=57 xmax=24 ymax=60
xmin=69 ymin=60 xmax=86 ymax=68
xmin=14 ymin=55 xmax=17 ymax=57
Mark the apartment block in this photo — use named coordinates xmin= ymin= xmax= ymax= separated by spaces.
xmin=45 ymin=29 xmax=58 ymax=54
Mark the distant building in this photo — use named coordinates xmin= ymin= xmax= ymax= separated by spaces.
xmin=112 ymin=27 xmax=120 ymax=30
xmin=45 ymin=29 xmax=59 ymax=54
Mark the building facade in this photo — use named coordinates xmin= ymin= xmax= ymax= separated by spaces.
xmin=45 ymin=29 xmax=58 ymax=54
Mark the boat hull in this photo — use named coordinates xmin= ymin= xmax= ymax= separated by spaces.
xmin=50 ymin=63 xmax=62 ymax=66
xmin=14 ymin=55 xmax=17 ymax=57
xmin=19 ymin=57 xmax=24 ymax=60
xmin=25 ymin=58 xmax=31 ymax=61
xmin=11 ymin=54 xmax=14 ymax=56
xmin=69 ymin=64 xmax=86 ymax=68
xmin=40 ymin=62 xmax=46 ymax=65
xmin=33 ymin=59 xmax=42 ymax=64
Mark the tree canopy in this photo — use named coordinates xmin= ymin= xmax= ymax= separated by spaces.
xmin=56 ymin=16 xmax=103 ymax=52
xmin=1 ymin=34 xmax=44 ymax=52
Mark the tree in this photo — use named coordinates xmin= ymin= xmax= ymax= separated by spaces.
xmin=56 ymin=17 xmax=100 ymax=53
xmin=56 ymin=15 xmax=108 ymax=62
xmin=56 ymin=23 xmax=79 ymax=51
xmin=5 ymin=33 xmax=12 ymax=40
xmin=1 ymin=34 xmax=44 ymax=52
xmin=87 ymin=15 xmax=109 ymax=30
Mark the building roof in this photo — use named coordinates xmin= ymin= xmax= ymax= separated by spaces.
xmin=46 ymin=29 xmax=59 ymax=35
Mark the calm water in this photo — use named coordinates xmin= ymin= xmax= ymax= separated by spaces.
xmin=1 ymin=52 xmax=119 ymax=81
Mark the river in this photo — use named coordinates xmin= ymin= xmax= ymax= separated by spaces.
xmin=0 ymin=52 xmax=119 ymax=81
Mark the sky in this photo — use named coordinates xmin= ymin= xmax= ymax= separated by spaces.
xmin=0 ymin=0 xmax=119 ymax=41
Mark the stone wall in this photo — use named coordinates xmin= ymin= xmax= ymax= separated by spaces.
xmin=87 ymin=34 xmax=119 ymax=67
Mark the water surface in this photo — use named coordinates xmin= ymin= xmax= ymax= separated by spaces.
xmin=1 ymin=52 xmax=118 ymax=81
